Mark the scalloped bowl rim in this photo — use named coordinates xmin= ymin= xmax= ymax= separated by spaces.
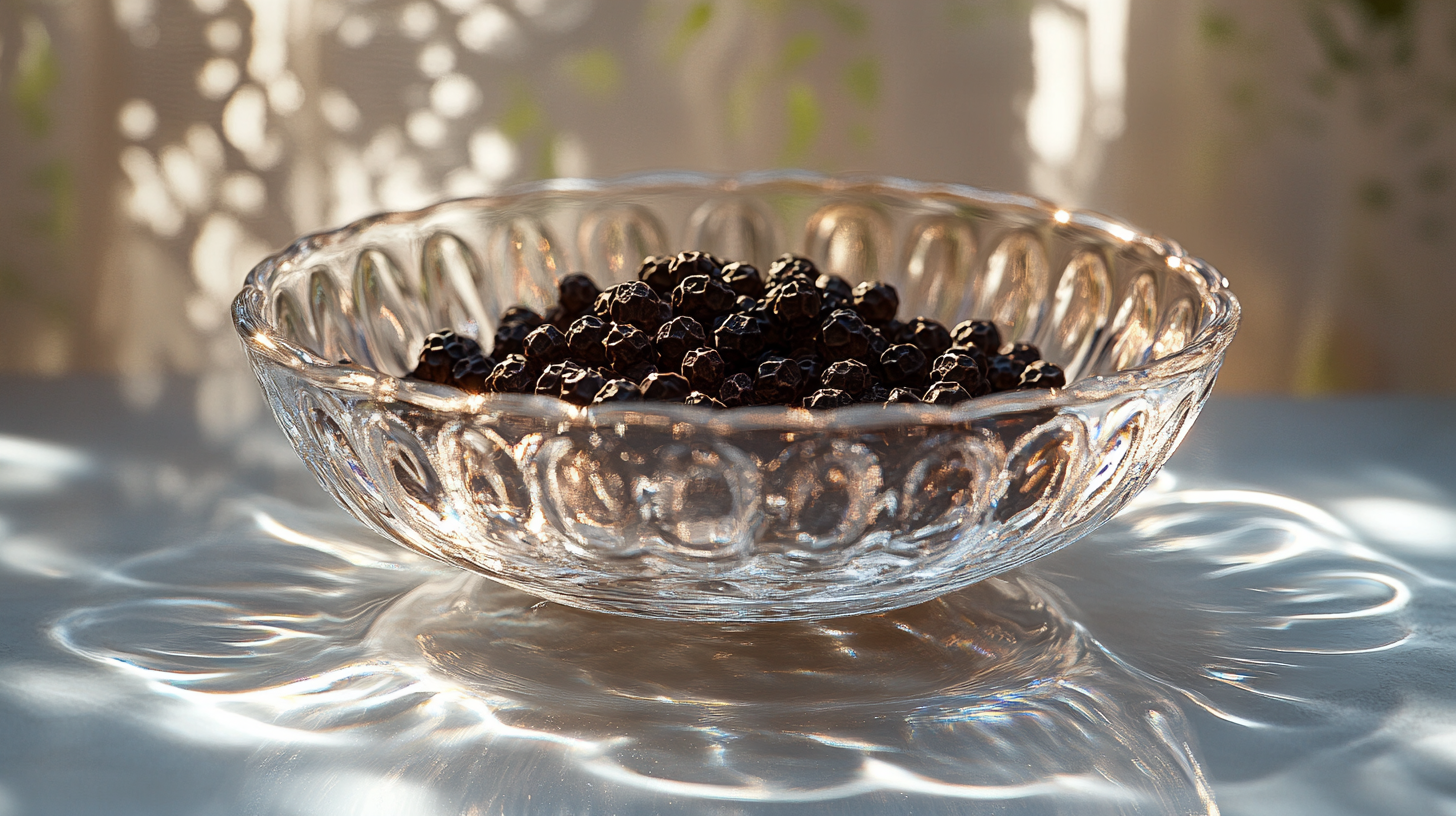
xmin=231 ymin=170 xmax=1241 ymax=430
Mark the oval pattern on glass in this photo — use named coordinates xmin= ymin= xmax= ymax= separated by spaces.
xmin=636 ymin=441 xmax=761 ymax=562
xmin=1042 ymin=249 xmax=1111 ymax=377
xmin=420 ymin=231 xmax=488 ymax=336
xmin=579 ymin=204 xmax=667 ymax=281
xmin=687 ymin=198 xmax=780 ymax=270
xmin=803 ymin=203 xmax=888 ymax=283
xmin=485 ymin=217 xmax=565 ymax=329
xmin=353 ymin=248 xmax=420 ymax=377
xmin=900 ymin=216 xmax=977 ymax=322
xmin=308 ymin=267 xmax=366 ymax=366
xmin=760 ymin=438 xmax=882 ymax=554
xmin=977 ymin=231 xmax=1050 ymax=342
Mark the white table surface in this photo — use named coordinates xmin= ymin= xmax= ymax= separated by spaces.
xmin=1 ymin=378 xmax=1452 ymax=816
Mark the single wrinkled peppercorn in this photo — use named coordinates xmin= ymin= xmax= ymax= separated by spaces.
xmin=641 ymin=371 xmax=692 ymax=402
xmin=817 ymin=309 xmax=872 ymax=362
xmin=885 ymin=387 xmax=923 ymax=404
xmin=523 ymin=324 xmax=569 ymax=366
xmin=557 ymin=273 xmax=600 ymax=315
xmin=684 ymin=391 xmax=726 ymax=408
xmin=681 ymin=347 xmax=726 ymax=393
xmin=607 ymin=281 xmax=666 ymax=332
xmin=794 ymin=353 xmax=823 ymax=388
xmin=669 ymin=250 xmax=722 ymax=283
xmin=819 ymin=359 xmax=871 ymax=396
xmin=951 ymin=319 xmax=1000 ymax=355
xmin=860 ymin=382 xmax=891 ymax=404
xmin=766 ymin=253 xmax=817 ymax=286
xmin=816 ymin=274 xmax=853 ymax=311
xmin=713 ymin=313 xmax=764 ymax=364
xmin=593 ymin=379 xmax=643 ymax=404
xmin=930 ymin=350 xmax=990 ymax=396
xmin=986 ymin=354 xmax=1027 ymax=392
xmin=566 ymin=315 xmax=611 ymax=366
xmin=753 ymin=357 xmax=803 ymax=404
xmin=1005 ymin=342 xmax=1042 ymax=367
xmin=880 ymin=343 xmax=929 ymax=387
xmin=485 ymin=354 xmax=536 ymax=393
xmin=803 ymin=388 xmax=853 ymax=409
xmin=852 ymin=281 xmax=899 ymax=326
xmin=618 ymin=360 xmax=658 ymax=383
xmin=492 ymin=321 xmax=534 ymax=359
xmin=604 ymin=322 xmax=657 ymax=372
xmin=905 ymin=317 xmax=953 ymax=360
xmin=672 ymin=275 xmax=736 ymax=323
xmin=654 ymin=316 xmax=708 ymax=370
xmin=499 ymin=306 xmax=544 ymax=329
xmin=637 ymin=255 xmax=678 ymax=296
xmin=591 ymin=287 xmax=614 ymax=318
xmin=719 ymin=372 xmax=755 ymax=407
xmin=559 ymin=367 xmax=608 ymax=405
xmin=766 ymin=278 xmax=822 ymax=328
xmin=734 ymin=295 xmax=759 ymax=314
xmin=923 ymin=381 xmax=971 ymax=405
xmin=722 ymin=262 xmax=765 ymax=299
xmin=451 ymin=353 xmax=495 ymax=393
xmin=1020 ymin=360 xmax=1066 ymax=389
xmin=535 ymin=360 xmax=584 ymax=397
xmin=413 ymin=330 xmax=482 ymax=384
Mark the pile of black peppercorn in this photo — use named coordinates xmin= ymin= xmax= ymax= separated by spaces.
xmin=407 ymin=251 xmax=1067 ymax=407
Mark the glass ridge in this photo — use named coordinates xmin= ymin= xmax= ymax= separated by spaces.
xmin=232 ymin=171 xmax=1240 ymax=620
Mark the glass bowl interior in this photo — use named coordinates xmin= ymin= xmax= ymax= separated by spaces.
xmin=233 ymin=171 xmax=1239 ymax=621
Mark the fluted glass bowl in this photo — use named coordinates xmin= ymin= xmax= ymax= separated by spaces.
xmin=232 ymin=172 xmax=1239 ymax=621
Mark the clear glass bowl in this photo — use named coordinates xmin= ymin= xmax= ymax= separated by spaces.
xmin=232 ymin=172 xmax=1240 ymax=621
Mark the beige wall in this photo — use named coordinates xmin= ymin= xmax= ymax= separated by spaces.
xmin=1 ymin=0 xmax=1452 ymax=402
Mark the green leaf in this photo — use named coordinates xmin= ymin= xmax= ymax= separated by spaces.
xmin=843 ymin=57 xmax=879 ymax=106
xmin=783 ymin=81 xmax=821 ymax=161
xmin=559 ymin=48 xmax=622 ymax=100
xmin=669 ymin=1 xmax=714 ymax=58
xmin=779 ymin=32 xmax=821 ymax=73
xmin=12 ymin=16 xmax=60 ymax=137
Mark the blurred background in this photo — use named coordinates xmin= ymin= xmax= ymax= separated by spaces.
xmin=1 ymin=0 xmax=1454 ymax=437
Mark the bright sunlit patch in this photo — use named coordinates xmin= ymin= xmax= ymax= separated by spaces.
xmin=1053 ymin=209 xmax=1071 ymax=224
xmin=117 ymin=98 xmax=157 ymax=140
xmin=457 ymin=4 xmax=520 ymax=54
xmin=0 ymin=435 xmax=90 ymax=495
xmin=1026 ymin=3 xmax=1085 ymax=168
xmin=1337 ymin=497 xmax=1456 ymax=552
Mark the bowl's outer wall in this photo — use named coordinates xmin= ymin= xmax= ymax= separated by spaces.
xmin=234 ymin=174 xmax=1238 ymax=620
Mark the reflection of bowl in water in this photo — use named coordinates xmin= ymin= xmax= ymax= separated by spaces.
xmin=232 ymin=171 xmax=1240 ymax=620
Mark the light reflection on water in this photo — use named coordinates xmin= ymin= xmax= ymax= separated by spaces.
xmin=38 ymin=476 xmax=1438 ymax=815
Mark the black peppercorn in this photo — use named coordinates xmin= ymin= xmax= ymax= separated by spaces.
xmin=559 ymin=367 xmax=608 ymax=405
xmin=765 ymin=278 xmax=822 ymax=329
xmin=930 ymin=350 xmax=990 ymax=396
xmin=713 ymin=313 xmax=765 ymax=364
xmin=1005 ymin=342 xmax=1042 ymax=367
xmin=523 ymin=324 xmax=569 ymax=366
xmin=685 ymin=391 xmax=726 ymax=408
xmin=655 ymin=316 xmax=709 ymax=371
xmin=681 ymin=347 xmax=726 ymax=393
xmin=641 ymin=371 xmax=692 ymax=402
xmin=451 ymin=352 xmax=495 ymax=393
xmin=557 ymin=273 xmax=600 ymax=316
xmin=885 ymin=387 xmax=923 ymax=404
xmin=603 ymin=322 xmax=658 ymax=373
xmin=951 ymin=319 xmax=1000 ymax=355
xmin=719 ymin=372 xmax=755 ymax=407
xmin=566 ymin=315 xmax=611 ymax=367
xmin=637 ymin=255 xmax=678 ymax=296
xmin=817 ymin=309 xmax=873 ymax=362
xmin=905 ymin=317 xmax=953 ymax=360
xmin=491 ymin=321 xmax=534 ymax=359
xmin=672 ymin=275 xmax=736 ymax=323
xmin=851 ymin=281 xmax=899 ymax=326
xmin=722 ymin=262 xmax=765 ymax=299
xmin=606 ymin=281 xmax=666 ymax=333
xmin=986 ymin=354 xmax=1026 ymax=392
xmin=535 ymin=360 xmax=584 ymax=397
xmin=1019 ymin=360 xmax=1066 ymax=389
xmin=499 ymin=306 xmax=544 ymax=328
xmin=593 ymin=379 xmax=643 ymax=404
xmin=923 ymin=381 xmax=971 ymax=405
xmin=880 ymin=343 xmax=929 ymax=388
xmin=485 ymin=354 xmax=536 ymax=393
xmin=766 ymin=253 xmax=818 ymax=286
xmin=819 ymin=359 xmax=871 ymax=396
xmin=753 ymin=357 xmax=803 ymax=405
xmin=669 ymin=250 xmax=722 ymax=283
xmin=803 ymin=388 xmax=853 ymax=409
xmin=413 ymin=330 xmax=482 ymax=384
